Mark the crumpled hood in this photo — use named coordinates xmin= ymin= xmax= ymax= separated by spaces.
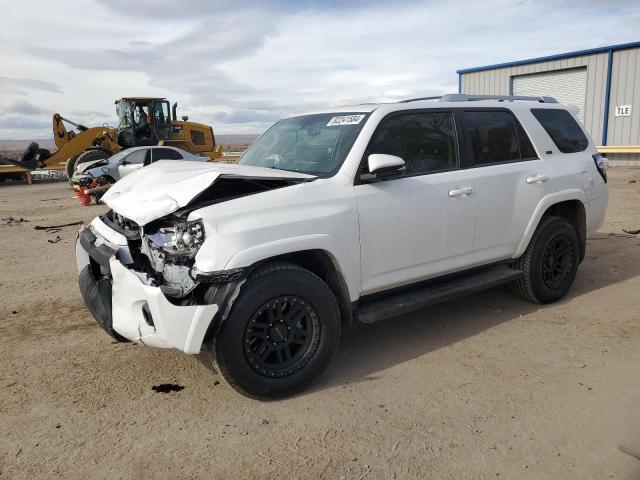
xmin=76 ymin=158 xmax=109 ymax=173
xmin=102 ymin=160 xmax=314 ymax=225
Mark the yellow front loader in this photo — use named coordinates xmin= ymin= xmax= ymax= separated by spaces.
xmin=0 ymin=97 xmax=223 ymax=181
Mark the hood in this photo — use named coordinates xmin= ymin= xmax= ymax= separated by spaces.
xmin=102 ymin=160 xmax=314 ymax=225
xmin=76 ymin=158 xmax=109 ymax=173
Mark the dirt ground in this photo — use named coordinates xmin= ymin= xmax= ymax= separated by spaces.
xmin=1 ymin=169 xmax=639 ymax=479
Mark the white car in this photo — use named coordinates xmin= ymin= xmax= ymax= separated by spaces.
xmin=76 ymin=94 xmax=608 ymax=399
xmin=74 ymin=146 xmax=205 ymax=181
xmin=71 ymin=146 xmax=206 ymax=204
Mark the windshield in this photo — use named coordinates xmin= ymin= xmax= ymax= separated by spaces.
xmin=116 ymin=101 xmax=133 ymax=131
xmin=238 ymin=112 xmax=369 ymax=176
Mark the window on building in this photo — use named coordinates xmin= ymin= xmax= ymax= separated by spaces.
xmin=531 ymin=108 xmax=588 ymax=153
xmin=366 ymin=111 xmax=458 ymax=176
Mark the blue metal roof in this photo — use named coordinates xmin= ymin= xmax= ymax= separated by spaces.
xmin=457 ymin=40 xmax=640 ymax=74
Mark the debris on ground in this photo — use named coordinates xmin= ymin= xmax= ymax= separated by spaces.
xmin=1 ymin=216 xmax=29 ymax=225
xmin=47 ymin=236 xmax=62 ymax=244
xmin=33 ymin=220 xmax=83 ymax=230
xmin=151 ymin=384 xmax=185 ymax=394
xmin=619 ymin=445 xmax=640 ymax=461
xmin=622 ymin=228 xmax=640 ymax=235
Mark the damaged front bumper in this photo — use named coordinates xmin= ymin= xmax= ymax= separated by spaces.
xmin=76 ymin=218 xmax=219 ymax=354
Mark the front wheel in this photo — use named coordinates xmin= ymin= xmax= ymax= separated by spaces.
xmin=511 ymin=216 xmax=580 ymax=304
xmin=205 ymin=262 xmax=341 ymax=399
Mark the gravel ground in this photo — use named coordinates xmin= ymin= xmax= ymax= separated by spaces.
xmin=1 ymin=169 xmax=639 ymax=479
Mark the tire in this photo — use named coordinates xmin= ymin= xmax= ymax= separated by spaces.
xmin=511 ymin=216 xmax=580 ymax=304
xmin=19 ymin=142 xmax=38 ymax=162
xmin=65 ymin=156 xmax=78 ymax=181
xmin=207 ymin=262 xmax=341 ymax=399
xmin=18 ymin=142 xmax=40 ymax=170
xmin=67 ymin=149 xmax=110 ymax=180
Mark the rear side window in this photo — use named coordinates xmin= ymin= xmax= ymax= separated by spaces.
xmin=531 ymin=109 xmax=588 ymax=153
xmin=515 ymin=122 xmax=538 ymax=160
xmin=151 ymin=148 xmax=182 ymax=163
xmin=367 ymin=111 xmax=458 ymax=176
xmin=463 ymin=111 xmax=520 ymax=165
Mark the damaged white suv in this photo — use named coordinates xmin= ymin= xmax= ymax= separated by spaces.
xmin=76 ymin=94 xmax=608 ymax=399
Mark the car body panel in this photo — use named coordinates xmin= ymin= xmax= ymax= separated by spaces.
xmin=102 ymin=161 xmax=315 ymax=225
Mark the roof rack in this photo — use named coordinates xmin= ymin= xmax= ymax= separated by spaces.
xmin=399 ymin=96 xmax=442 ymax=103
xmin=439 ymin=94 xmax=558 ymax=103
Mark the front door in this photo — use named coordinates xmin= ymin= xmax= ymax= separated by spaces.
xmin=117 ymin=149 xmax=148 ymax=179
xmin=355 ymin=109 xmax=477 ymax=295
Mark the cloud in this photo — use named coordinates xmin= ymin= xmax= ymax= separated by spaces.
xmin=213 ymin=109 xmax=284 ymax=124
xmin=0 ymin=76 xmax=63 ymax=96
xmin=4 ymin=100 xmax=49 ymax=116
xmin=0 ymin=116 xmax=50 ymax=130
xmin=0 ymin=0 xmax=638 ymax=138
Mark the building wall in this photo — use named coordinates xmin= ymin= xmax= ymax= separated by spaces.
xmin=460 ymin=52 xmax=609 ymax=144
xmin=460 ymin=46 xmax=640 ymax=149
xmin=608 ymin=48 xmax=640 ymax=146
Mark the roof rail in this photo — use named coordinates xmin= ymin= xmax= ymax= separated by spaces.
xmin=439 ymin=93 xmax=558 ymax=103
xmin=399 ymin=96 xmax=442 ymax=103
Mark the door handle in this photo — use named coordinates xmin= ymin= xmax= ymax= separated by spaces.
xmin=526 ymin=173 xmax=549 ymax=184
xmin=448 ymin=186 xmax=473 ymax=197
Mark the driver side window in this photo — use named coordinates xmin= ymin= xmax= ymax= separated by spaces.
xmin=125 ymin=149 xmax=148 ymax=165
xmin=367 ymin=111 xmax=458 ymax=176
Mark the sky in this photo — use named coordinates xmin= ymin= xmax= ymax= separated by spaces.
xmin=0 ymin=0 xmax=638 ymax=139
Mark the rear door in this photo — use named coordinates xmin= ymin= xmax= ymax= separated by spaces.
xmin=458 ymin=108 xmax=553 ymax=264
xmin=354 ymin=109 xmax=477 ymax=295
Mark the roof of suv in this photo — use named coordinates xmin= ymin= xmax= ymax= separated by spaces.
xmin=301 ymin=94 xmax=574 ymax=116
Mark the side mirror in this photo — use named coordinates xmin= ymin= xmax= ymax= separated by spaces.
xmin=360 ymin=154 xmax=406 ymax=182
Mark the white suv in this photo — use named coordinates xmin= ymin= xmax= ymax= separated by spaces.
xmin=76 ymin=94 xmax=608 ymax=399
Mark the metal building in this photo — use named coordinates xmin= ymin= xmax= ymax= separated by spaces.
xmin=458 ymin=41 xmax=640 ymax=165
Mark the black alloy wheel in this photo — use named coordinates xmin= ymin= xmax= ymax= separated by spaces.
xmin=244 ymin=296 xmax=320 ymax=378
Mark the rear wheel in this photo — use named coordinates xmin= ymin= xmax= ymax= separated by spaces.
xmin=511 ymin=216 xmax=579 ymax=304
xmin=206 ymin=262 xmax=341 ymax=399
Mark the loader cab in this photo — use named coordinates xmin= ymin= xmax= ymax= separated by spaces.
xmin=115 ymin=97 xmax=172 ymax=148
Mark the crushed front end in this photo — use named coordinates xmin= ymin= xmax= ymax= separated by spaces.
xmin=75 ymin=210 xmax=241 ymax=353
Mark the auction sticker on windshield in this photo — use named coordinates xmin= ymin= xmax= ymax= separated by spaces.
xmin=327 ymin=114 xmax=366 ymax=126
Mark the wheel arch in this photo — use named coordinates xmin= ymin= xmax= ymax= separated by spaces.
xmin=515 ymin=192 xmax=587 ymax=262
xmin=246 ymin=249 xmax=354 ymax=332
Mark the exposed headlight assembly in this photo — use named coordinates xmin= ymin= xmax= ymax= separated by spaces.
xmin=147 ymin=220 xmax=205 ymax=256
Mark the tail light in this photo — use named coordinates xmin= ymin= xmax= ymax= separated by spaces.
xmin=592 ymin=153 xmax=608 ymax=183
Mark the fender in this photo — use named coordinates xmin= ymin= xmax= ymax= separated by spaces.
xmin=514 ymin=189 xmax=587 ymax=258
xmin=222 ymin=234 xmax=360 ymax=301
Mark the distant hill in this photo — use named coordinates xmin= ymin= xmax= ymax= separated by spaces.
xmin=0 ymin=134 xmax=259 ymax=153
xmin=0 ymin=139 xmax=56 ymax=151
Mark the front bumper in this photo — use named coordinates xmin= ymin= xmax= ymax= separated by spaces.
xmin=76 ymin=218 xmax=218 ymax=354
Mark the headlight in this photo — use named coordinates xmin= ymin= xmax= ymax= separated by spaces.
xmin=147 ymin=220 xmax=205 ymax=256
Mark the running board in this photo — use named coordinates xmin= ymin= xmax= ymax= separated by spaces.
xmin=355 ymin=266 xmax=523 ymax=324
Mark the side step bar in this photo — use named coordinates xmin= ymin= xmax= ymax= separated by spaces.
xmin=355 ymin=265 xmax=523 ymax=324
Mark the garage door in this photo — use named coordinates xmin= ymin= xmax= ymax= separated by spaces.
xmin=512 ymin=67 xmax=587 ymax=123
